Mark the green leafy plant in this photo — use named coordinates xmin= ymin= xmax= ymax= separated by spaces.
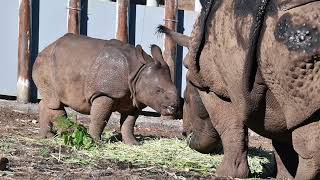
xmin=56 ymin=115 xmax=95 ymax=150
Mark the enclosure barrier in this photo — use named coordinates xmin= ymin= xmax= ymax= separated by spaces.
xmin=15 ymin=0 xmax=201 ymax=103
xmin=17 ymin=0 xmax=32 ymax=103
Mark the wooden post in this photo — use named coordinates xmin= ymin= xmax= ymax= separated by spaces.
xmin=163 ymin=0 xmax=178 ymax=83
xmin=116 ymin=0 xmax=129 ymax=43
xmin=17 ymin=0 xmax=32 ymax=103
xmin=68 ymin=0 xmax=81 ymax=34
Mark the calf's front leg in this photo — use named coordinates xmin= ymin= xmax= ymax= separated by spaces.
xmin=120 ymin=113 xmax=140 ymax=145
xmin=89 ymin=96 xmax=113 ymax=141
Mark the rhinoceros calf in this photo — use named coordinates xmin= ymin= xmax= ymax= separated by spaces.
xmin=32 ymin=33 xmax=178 ymax=145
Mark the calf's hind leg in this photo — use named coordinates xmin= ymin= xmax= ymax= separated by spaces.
xmin=39 ymin=100 xmax=67 ymax=138
xmin=89 ymin=96 xmax=113 ymax=141
xmin=292 ymin=121 xmax=320 ymax=180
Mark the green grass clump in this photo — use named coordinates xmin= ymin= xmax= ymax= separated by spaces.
xmin=84 ymin=137 xmax=273 ymax=177
xmin=51 ymin=116 xmax=274 ymax=178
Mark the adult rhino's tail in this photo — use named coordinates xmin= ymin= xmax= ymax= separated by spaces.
xmin=156 ymin=25 xmax=191 ymax=48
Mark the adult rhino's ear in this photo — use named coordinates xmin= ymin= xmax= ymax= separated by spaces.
xmin=151 ymin=44 xmax=167 ymax=66
xmin=136 ymin=45 xmax=151 ymax=64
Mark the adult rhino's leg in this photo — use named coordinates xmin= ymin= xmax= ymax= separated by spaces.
xmin=120 ymin=113 xmax=140 ymax=145
xmin=292 ymin=121 xmax=320 ymax=180
xmin=89 ymin=96 xmax=113 ymax=141
xmin=216 ymin=122 xmax=249 ymax=178
xmin=199 ymin=91 xmax=250 ymax=178
xmin=39 ymin=100 xmax=66 ymax=138
xmin=272 ymin=141 xmax=298 ymax=179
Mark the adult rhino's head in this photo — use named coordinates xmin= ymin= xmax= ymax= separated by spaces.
xmin=132 ymin=45 xmax=178 ymax=116
xmin=182 ymin=82 xmax=222 ymax=154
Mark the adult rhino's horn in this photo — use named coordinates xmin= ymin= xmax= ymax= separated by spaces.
xmin=150 ymin=44 xmax=166 ymax=66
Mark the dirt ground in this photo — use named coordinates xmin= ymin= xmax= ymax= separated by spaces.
xmin=0 ymin=107 xmax=272 ymax=180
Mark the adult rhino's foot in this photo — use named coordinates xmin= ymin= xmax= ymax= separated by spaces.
xmin=216 ymin=155 xmax=250 ymax=178
xmin=216 ymin=157 xmax=250 ymax=178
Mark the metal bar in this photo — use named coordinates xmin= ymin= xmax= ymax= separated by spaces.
xmin=116 ymin=0 xmax=129 ymax=43
xmin=68 ymin=0 xmax=81 ymax=34
xmin=163 ymin=0 xmax=178 ymax=83
xmin=30 ymin=0 xmax=40 ymax=102
xmin=128 ymin=0 xmax=136 ymax=45
xmin=176 ymin=9 xmax=184 ymax=96
xmin=17 ymin=0 xmax=32 ymax=103
xmin=80 ymin=0 xmax=88 ymax=35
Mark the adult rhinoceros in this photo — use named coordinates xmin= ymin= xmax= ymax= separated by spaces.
xmin=159 ymin=0 xmax=320 ymax=179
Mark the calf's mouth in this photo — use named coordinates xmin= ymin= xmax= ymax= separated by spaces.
xmin=160 ymin=105 xmax=177 ymax=116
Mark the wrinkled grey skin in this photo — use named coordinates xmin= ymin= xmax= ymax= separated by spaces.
xmin=158 ymin=0 xmax=320 ymax=179
xmin=33 ymin=33 xmax=178 ymax=145
xmin=183 ymin=81 xmax=222 ymax=154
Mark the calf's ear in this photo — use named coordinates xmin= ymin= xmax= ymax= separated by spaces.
xmin=151 ymin=44 xmax=167 ymax=66
xmin=136 ymin=45 xmax=151 ymax=64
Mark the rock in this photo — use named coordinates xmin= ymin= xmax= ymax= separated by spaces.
xmin=0 ymin=157 xmax=8 ymax=171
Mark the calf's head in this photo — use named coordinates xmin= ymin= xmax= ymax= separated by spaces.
xmin=134 ymin=45 xmax=178 ymax=116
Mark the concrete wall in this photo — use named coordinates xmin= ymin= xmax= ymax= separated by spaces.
xmin=0 ymin=0 xmax=198 ymax=97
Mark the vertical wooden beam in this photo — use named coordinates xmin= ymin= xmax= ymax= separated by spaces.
xmin=116 ymin=0 xmax=129 ymax=43
xmin=17 ymin=0 xmax=32 ymax=103
xmin=163 ymin=0 xmax=178 ymax=83
xmin=68 ymin=0 xmax=81 ymax=34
